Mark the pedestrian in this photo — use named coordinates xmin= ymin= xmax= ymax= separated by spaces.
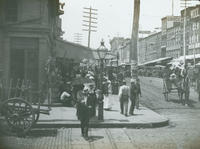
xmin=76 ymin=84 xmax=91 ymax=139
xmin=118 ymin=80 xmax=130 ymax=116
xmin=135 ymin=78 xmax=142 ymax=109
xmin=87 ymin=83 xmax=97 ymax=117
xmin=60 ymin=82 xmax=73 ymax=107
xmin=129 ymin=79 xmax=137 ymax=115
xmin=196 ymin=68 xmax=200 ymax=102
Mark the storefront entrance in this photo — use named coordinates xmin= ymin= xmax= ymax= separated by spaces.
xmin=10 ymin=37 xmax=39 ymax=88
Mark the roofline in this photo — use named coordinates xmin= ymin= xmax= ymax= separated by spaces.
xmin=56 ymin=39 xmax=94 ymax=51
xmin=139 ymin=31 xmax=161 ymax=41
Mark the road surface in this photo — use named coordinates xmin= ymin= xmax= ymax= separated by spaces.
xmin=1 ymin=77 xmax=200 ymax=149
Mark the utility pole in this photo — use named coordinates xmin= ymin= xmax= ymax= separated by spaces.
xmin=82 ymin=7 xmax=98 ymax=48
xmin=172 ymin=0 xmax=174 ymax=16
xmin=130 ymin=0 xmax=140 ymax=64
xmin=73 ymin=33 xmax=83 ymax=44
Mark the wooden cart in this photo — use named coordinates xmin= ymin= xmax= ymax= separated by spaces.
xmin=162 ymin=70 xmax=190 ymax=103
xmin=0 ymin=79 xmax=51 ymax=135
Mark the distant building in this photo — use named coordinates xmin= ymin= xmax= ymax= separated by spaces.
xmin=109 ymin=6 xmax=200 ymax=66
xmin=138 ymin=32 xmax=162 ymax=64
xmin=110 ymin=37 xmax=130 ymax=65
xmin=166 ymin=23 xmax=182 ymax=58
xmin=161 ymin=16 xmax=181 ymax=58
xmin=187 ymin=5 xmax=200 ymax=55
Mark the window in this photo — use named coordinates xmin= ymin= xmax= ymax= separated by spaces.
xmin=5 ymin=0 xmax=18 ymax=22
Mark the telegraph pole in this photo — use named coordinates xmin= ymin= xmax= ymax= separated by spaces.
xmin=130 ymin=0 xmax=140 ymax=64
xmin=82 ymin=7 xmax=98 ymax=48
xmin=172 ymin=0 xmax=174 ymax=16
xmin=73 ymin=33 xmax=83 ymax=44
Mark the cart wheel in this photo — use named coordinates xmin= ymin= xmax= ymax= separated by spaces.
xmin=2 ymin=97 xmax=35 ymax=134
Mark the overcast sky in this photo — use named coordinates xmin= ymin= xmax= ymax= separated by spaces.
xmin=60 ymin=0 xmax=199 ymax=49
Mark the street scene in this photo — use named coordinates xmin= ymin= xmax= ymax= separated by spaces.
xmin=0 ymin=0 xmax=200 ymax=149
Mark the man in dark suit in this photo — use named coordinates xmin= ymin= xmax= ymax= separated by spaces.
xmin=129 ymin=79 xmax=137 ymax=115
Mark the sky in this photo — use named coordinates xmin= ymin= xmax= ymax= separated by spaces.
xmin=60 ymin=0 xmax=199 ymax=49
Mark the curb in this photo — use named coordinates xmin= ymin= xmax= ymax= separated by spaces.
xmin=34 ymin=119 xmax=169 ymax=129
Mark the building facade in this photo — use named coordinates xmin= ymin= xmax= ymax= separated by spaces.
xmin=110 ymin=5 xmax=200 ymax=66
xmin=166 ymin=23 xmax=182 ymax=58
xmin=187 ymin=5 xmax=200 ymax=55
xmin=138 ymin=32 xmax=162 ymax=64
xmin=110 ymin=37 xmax=130 ymax=65
xmin=161 ymin=16 xmax=181 ymax=58
xmin=0 ymin=0 xmax=63 ymax=88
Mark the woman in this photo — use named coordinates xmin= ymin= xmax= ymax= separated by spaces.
xmin=76 ymin=84 xmax=90 ymax=138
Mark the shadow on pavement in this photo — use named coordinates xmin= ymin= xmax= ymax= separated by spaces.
xmin=27 ymin=129 xmax=58 ymax=137
xmin=169 ymin=99 xmax=182 ymax=104
xmin=87 ymin=135 xmax=104 ymax=142
xmin=169 ymin=98 xmax=197 ymax=108
xmin=132 ymin=113 xmax=144 ymax=116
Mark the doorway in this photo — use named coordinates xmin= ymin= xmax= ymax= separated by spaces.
xmin=10 ymin=38 xmax=39 ymax=88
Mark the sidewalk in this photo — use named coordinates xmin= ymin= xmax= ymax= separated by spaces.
xmin=35 ymin=94 xmax=169 ymax=128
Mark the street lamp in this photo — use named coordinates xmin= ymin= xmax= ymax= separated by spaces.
xmin=96 ymin=39 xmax=108 ymax=120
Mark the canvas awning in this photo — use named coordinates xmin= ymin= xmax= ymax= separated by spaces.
xmin=139 ymin=57 xmax=173 ymax=66
xmin=55 ymin=39 xmax=94 ymax=62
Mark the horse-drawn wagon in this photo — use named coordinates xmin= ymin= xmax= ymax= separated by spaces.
xmin=162 ymin=62 xmax=190 ymax=104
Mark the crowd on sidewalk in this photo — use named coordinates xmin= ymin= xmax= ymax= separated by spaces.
xmin=57 ymin=62 xmax=143 ymax=139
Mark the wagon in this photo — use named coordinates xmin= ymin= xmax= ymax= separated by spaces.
xmin=0 ymin=79 xmax=52 ymax=135
xmin=162 ymin=66 xmax=190 ymax=104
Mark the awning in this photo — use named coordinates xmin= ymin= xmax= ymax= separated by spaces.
xmin=139 ymin=57 xmax=173 ymax=66
xmin=92 ymin=51 xmax=116 ymax=60
xmin=176 ymin=54 xmax=200 ymax=61
xmin=55 ymin=39 xmax=94 ymax=62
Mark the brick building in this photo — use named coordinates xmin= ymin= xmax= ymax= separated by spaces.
xmin=138 ymin=32 xmax=162 ymax=64
xmin=166 ymin=23 xmax=182 ymax=58
xmin=187 ymin=5 xmax=200 ymax=55
xmin=161 ymin=16 xmax=181 ymax=58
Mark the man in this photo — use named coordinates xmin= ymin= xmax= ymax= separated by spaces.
xmin=196 ymin=68 xmax=200 ymax=102
xmin=87 ymin=83 xmax=97 ymax=117
xmin=135 ymin=78 xmax=142 ymax=109
xmin=129 ymin=79 xmax=137 ymax=115
xmin=118 ymin=80 xmax=130 ymax=116
xmin=76 ymin=84 xmax=91 ymax=139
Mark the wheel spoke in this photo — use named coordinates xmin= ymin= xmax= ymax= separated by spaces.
xmin=3 ymin=98 xmax=34 ymax=133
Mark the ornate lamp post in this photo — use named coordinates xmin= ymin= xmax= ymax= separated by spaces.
xmin=96 ymin=39 xmax=108 ymax=120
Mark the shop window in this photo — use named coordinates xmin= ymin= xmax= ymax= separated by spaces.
xmin=5 ymin=0 xmax=18 ymax=22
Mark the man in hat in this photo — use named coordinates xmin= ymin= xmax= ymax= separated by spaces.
xmin=135 ymin=78 xmax=142 ymax=109
xmin=118 ymin=80 xmax=130 ymax=116
xmin=129 ymin=79 xmax=137 ymax=115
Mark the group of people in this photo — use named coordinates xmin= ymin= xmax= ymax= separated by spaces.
xmin=118 ymin=78 xmax=141 ymax=116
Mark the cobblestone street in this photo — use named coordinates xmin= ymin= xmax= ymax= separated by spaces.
xmin=1 ymin=124 xmax=200 ymax=149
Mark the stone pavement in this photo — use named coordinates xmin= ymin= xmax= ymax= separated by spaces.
xmin=35 ymin=94 xmax=169 ymax=128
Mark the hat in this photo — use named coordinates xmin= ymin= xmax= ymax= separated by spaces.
xmin=89 ymin=76 xmax=94 ymax=80
xmin=131 ymin=79 xmax=136 ymax=83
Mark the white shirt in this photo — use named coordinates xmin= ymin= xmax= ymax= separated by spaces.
xmin=60 ymin=91 xmax=71 ymax=101
xmin=118 ymin=85 xmax=130 ymax=99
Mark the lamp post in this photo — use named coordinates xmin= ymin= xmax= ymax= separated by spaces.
xmin=96 ymin=39 xmax=108 ymax=120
